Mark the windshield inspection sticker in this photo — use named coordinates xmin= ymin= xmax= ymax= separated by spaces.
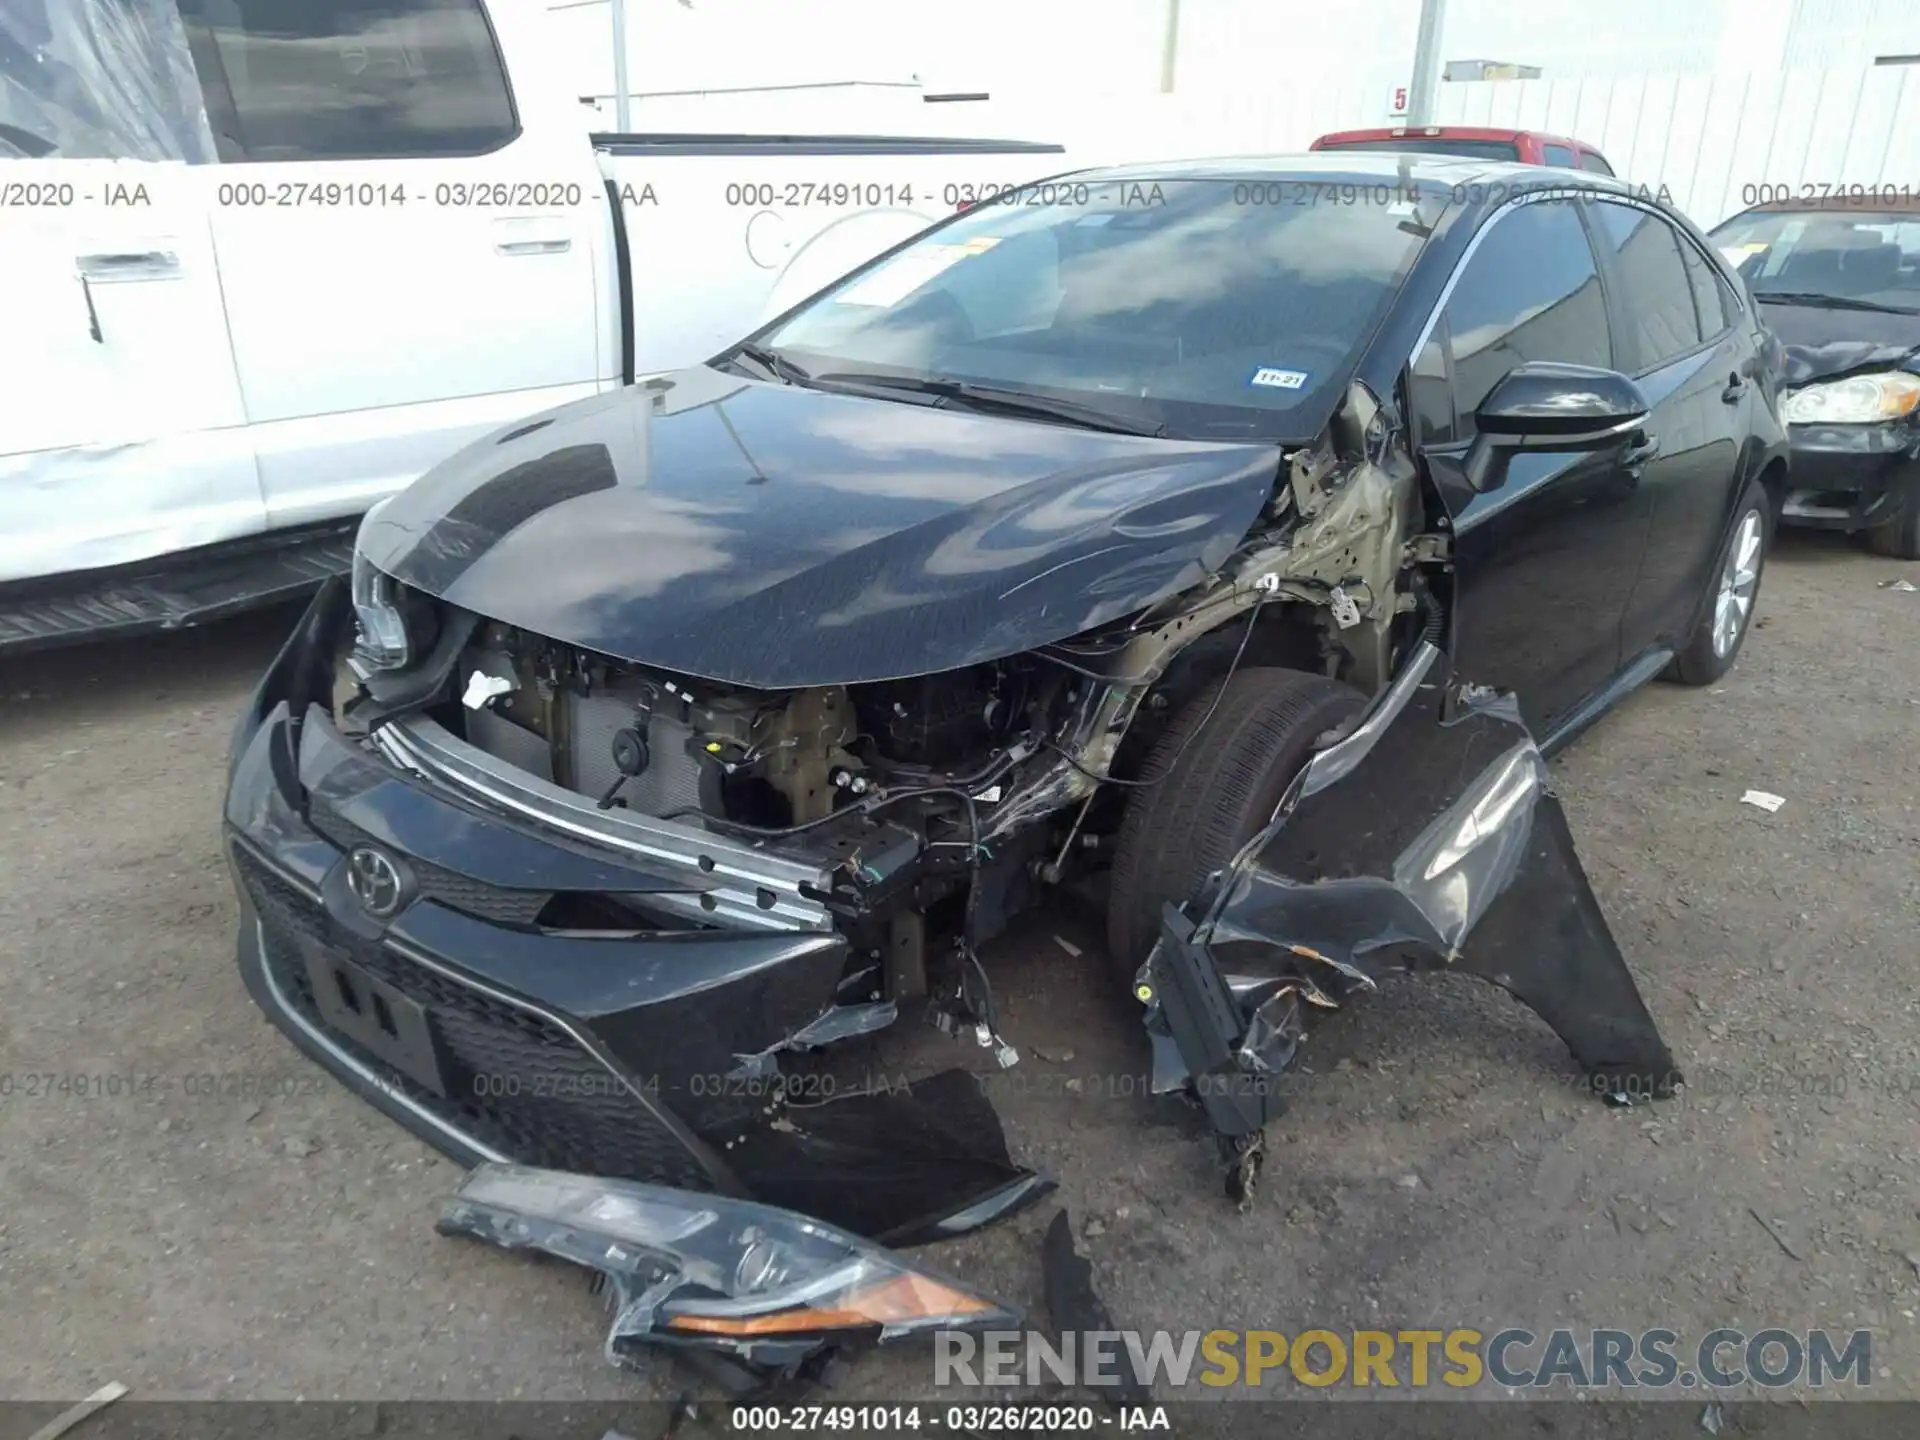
xmin=1250 ymin=367 xmax=1310 ymax=390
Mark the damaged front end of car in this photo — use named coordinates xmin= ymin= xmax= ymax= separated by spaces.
xmin=224 ymin=363 xmax=1679 ymax=1383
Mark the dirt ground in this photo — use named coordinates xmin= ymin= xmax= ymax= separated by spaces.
xmin=2 ymin=530 xmax=1918 ymax=1420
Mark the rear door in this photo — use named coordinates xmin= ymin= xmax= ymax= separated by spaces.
xmin=1408 ymin=194 xmax=1651 ymax=731
xmin=1584 ymin=197 xmax=1748 ymax=657
xmin=0 ymin=2 xmax=261 ymax=583
xmin=177 ymin=0 xmax=604 ymax=530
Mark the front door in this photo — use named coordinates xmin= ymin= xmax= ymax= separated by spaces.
xmin=1410 ymin=194 xmax=1652 ymax=731
xmin=0 ymin=0 xmax=261 ymax=582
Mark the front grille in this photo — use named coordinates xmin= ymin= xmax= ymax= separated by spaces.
xmin=306 ymin=798 xmax=550 ymax=926
xmin=235 ymin=849 xmax=716 ymax=1190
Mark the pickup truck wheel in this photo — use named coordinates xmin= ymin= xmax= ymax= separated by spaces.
xmin=1104 ymin=667 xmax=1367 ymax=990
xmin=1666 ymin=477 xmax=1771 ymax=686
xmin=1865 ymin=472 xmax=1920 ymax=560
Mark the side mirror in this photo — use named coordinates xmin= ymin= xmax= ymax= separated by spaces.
xmin=1462 ymin=361 xmax=1650 ymax=494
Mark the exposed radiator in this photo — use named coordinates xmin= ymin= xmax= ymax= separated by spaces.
xmin=564 ymin=685 xmax=706 ymax=815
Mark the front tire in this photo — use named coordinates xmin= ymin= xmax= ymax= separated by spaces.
xmin=1104 ymin=667 xmax=1367 ymax=988
xmin=1667 ymin=478 xmax=1771 ymax=686
xmin=1865 ymin=471 xmax=1920 ymax=560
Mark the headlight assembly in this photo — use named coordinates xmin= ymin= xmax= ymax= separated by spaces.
xmin=349 ymin=499 xmax=415 ymax=672
xmin=1780 ymin=371 xmax=1920 ymax=425
xmin=437 ymin=1164 xmax=1019 ymax=1374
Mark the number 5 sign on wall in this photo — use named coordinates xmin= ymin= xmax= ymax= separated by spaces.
xmin=1388 ymin=85 xmax=1410 ymax=117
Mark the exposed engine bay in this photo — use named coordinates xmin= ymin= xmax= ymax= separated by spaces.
xmin=337 ymin=384 xmax=1437 ymax=1024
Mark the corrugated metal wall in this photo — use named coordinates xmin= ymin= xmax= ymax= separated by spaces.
xmin=1785 ymin=0 xmax=1920 ymax=69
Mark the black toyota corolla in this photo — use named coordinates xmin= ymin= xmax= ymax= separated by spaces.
xmin=225 ymin=156 xmax=1785 ymax=1370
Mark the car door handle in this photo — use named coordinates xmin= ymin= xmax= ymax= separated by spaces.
xmin=1721 ymin=375 xmax=1749 ymax=403
xmin=76 ymin=250 xmax=181 ymax=280
xmin=495 ymin=237 xmax=572 ymax=256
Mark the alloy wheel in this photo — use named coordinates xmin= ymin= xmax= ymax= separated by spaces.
xmin=1712 ymin=507 xmax=1764 ymax=658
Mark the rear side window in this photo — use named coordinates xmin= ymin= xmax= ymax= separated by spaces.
xmin=1439 ymin=197 xmax=1612 ymax=437
xmin=1679 ymin=239 xmax=1732 ymax=337
xmin=1588 ymin=200 xmax=1704 ymax=371
xmin=1543 ymin=143 xmax=1576 ymax=168
xmin=1578 ymin=152 xmax=1615 ymax=176
xmin=179 ymin=0 xmax=517 ymax=161
xmin=0 ymin=0 xmax=216 ymax=160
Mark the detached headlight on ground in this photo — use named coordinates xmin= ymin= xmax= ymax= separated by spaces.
xmin=1781 ymin=371 xmax=1920 ymax=425
xmin=437 ymin=1164 xmax=1018 ymax=1375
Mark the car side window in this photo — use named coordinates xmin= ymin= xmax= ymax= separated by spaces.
xmin=1588 ymin=199 xmax=1704 ymax=372
xmin=1578 ymin=152 xmax=1615 ymax=177
xmin=1543 ymin=143 xmax=1576 ymax=168
xmin=1678 ymin=238 xmax=1732 ymax=338
xmin=1439 ymin=197 xmax=1612 ymax=439
xmin=0 ymin=0 xmax=217 ymax=160
xmin=177 ymin=0 xmax=517 ymax=162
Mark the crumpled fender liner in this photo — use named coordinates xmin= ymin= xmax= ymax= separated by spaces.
xmin=1141 ymin=640 xmax=1680 ymax=1165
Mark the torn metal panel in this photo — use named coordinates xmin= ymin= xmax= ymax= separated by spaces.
xmin=711 ymin=1068 xmax=1055 ymax=1248
xmin=438 ymin=1163 xmax=1021 ymax=1387
xmin=1144 ymin=640 xmax=1680 ymax=1162
xmin=727 ymin=1000 xmax=900 ymax=1080
xmin=0 ymin=0 xmax=215 ymax=161
xmin=1041 ymin=1211 xmax=1149 ymax=1406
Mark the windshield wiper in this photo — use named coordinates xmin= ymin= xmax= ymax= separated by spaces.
xmin=730 ymin=342 xmax=815 ymax=386
xmin=812 ymin=373 xmax=1166 ymax=436
xmin=1753 ymin=290 xmax=1920 ymax=316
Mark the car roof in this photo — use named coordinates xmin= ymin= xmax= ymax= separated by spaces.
xmin=1072 ymin=150 xmax=1636 ymax=196
xmin=1315 ymin=125 xmax=1599 ymax=148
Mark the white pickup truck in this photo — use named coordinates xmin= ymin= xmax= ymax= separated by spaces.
xmin=0 ymin=0 xmax=1069 ymax=652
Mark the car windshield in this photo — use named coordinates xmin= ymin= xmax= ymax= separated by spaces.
xmin=751 ymin=175 xmax=1438 ymax=441
xmin=1710 ymin=208 xmax=1920 ymax=311
xmin=1318 ymin=137 xmax=1523 ymax=162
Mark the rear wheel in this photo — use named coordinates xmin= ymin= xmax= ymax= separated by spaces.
xmin=1105 ymin=667 xmax=1367 ymax=988
xmin=1666 ymin=478 xmax=1771 ymax=686
xmin=1865 ymin=472 xmax=1920 ymax=560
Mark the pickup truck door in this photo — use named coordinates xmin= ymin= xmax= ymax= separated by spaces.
xmin=1 ymin=163 xmax=263 ymax=583
xmin=0 ymin=0 xmax=262 ymax=585
xmin=176 ymin=0 xmax=604 ymax=531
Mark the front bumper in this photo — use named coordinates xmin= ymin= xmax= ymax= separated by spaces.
xmin=225 ymin=581 xmax=1046 ymax=1245
xmin=1781 ymin=420 xmax=1920 ymax=530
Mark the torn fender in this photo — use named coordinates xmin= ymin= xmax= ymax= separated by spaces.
xmin=1142 ymin=641 xmax=1681 ymax=1152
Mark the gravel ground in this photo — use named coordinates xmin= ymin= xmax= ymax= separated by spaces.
xmin=2 ymin=530 xmax=1917 ymax=1419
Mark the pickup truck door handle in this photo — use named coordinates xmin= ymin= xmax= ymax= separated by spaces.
xmin=1721 ymin=374 xmax=1749 ymax=403
xmin=76 ymin=250 xmax=181 ymax=281
xmin=495 ymin=237 xmax=572 ymax=256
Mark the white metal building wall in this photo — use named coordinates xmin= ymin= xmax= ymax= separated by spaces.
xmin=1784 ymin=0 xmax=1920 ymax=68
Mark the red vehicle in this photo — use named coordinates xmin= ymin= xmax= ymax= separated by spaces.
xmin=1310 ymin=125 xmax=1616 ymax=175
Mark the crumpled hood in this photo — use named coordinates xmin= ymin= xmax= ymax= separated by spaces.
xmin=1759 ymin=299 xmax=1920 ymax=387
xmin=359 ymin=366 xmax=1281 ymax=688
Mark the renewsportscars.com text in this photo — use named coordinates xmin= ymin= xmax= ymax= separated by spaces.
xmin=935 ymin=1326 xmax=1872 ymax=1391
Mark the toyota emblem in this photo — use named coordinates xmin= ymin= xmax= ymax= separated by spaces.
xmin=345 ymin=846 xmax=408 ymax=918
